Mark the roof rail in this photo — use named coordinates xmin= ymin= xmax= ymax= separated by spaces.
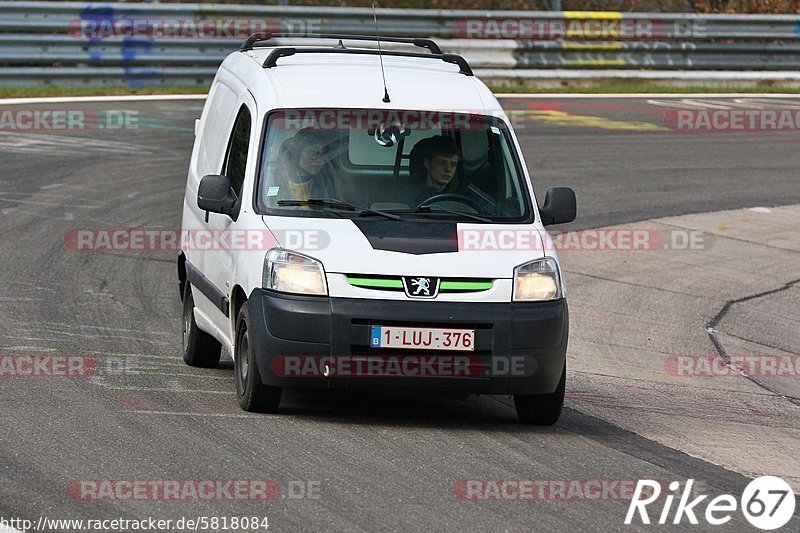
xmin=240 ymin=32 xmax=442 ymax=55
xmin=261 ymin=47 xmax=473 ymax=76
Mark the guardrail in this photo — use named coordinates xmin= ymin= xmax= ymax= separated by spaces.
xmin=1 ymin=1 xmax=799 ymax=87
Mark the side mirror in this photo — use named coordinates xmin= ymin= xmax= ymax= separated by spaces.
xmin=540 ymin=187 xmax=576 ymax=226
xmin=197 ymin=174 xmax=237 ymax=218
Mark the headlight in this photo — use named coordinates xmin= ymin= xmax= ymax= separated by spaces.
xmin=263 ymin=249 xmax=327 ymax=296
xmin=513 ymin=257 xmax=562 ymax=301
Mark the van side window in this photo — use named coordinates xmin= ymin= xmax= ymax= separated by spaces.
xmin=196 ymin=83 xmax=237 ymax=177
xmin=222 ymin=106 xmax=252 ymax=198
xmin=459 ymin=129 xmax=496 ymax=198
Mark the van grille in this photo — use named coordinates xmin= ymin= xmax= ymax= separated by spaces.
xmin=346 ymin=275 xmax=493 ymax=293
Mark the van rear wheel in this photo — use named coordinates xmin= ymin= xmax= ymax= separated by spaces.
xmin=514 ymin=363 xmax=565 ymax=425
xmin=182 ymin=285 xmax=221 ymax=368
xmin=235 ymin=304 xmax=282 ymax=413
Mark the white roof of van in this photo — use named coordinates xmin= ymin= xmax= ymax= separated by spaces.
xmin=237 ymin=46 xmax=497 ymax=114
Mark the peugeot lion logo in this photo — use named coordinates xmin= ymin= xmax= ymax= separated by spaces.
xmin=402 ymin=277 xmax=440 ymax=299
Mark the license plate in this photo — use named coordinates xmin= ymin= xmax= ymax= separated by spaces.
xmin=370 ymin=326 xmax=475 ymax=351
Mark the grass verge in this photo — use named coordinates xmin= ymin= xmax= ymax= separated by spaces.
xmin=0 ymin=86 xmax=208 ymax=99
xmin=489 ymin=80 xmax=800 ymax=94
xmin=1 ymin=81 xmax=799 ymax=99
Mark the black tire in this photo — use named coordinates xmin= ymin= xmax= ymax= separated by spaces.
xmin=514 ymin=363 xmax=566 ymax=425
xmin=235 ymin=303 xmax=282 ymax=413
xmin=181 ymin=285 xmax=222 ymax=368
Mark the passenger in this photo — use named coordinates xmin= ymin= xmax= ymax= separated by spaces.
xmin=277 ymin=128 xmax=337 ymax=200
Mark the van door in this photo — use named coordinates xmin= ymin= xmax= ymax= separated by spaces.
xmin=184 ymin=78 xmax=240 ymax=330
xmin=202 ymin=92 xmax=258 ymax=342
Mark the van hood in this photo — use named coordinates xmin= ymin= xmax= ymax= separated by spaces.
xmin=262 ymin=215 xmax=546 ymax=278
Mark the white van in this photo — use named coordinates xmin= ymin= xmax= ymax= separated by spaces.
xmin=178 ymin=33 xmax=576 ymax=424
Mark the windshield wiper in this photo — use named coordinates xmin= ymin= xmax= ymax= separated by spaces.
xmin=277 ymin=198 xmax=399 ymax=221
xmin=390 ymin=205 xmax=493 ymax=224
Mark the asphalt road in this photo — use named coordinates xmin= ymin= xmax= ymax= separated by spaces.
xmin=500 ymin=96 xmax=800 ymax=228
xmin=0 ymin=96 xmax=798 ymax=532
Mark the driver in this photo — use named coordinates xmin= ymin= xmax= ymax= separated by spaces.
xmin=399 ymin=135 xmax=462 ymax=207
xmin=421 ymin=135 xmax=460 ymax=193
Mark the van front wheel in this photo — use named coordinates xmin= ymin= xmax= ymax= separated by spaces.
xmin=513 ymin=364 xmax=565 ymax=425
xmin=182 ymin=285 xmax=221 ymax=368
xmin=235 ymin=304 xmax=282 ymax=413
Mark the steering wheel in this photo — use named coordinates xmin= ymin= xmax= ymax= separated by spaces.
xmin=418 ymin=193 xmax=482 ymax=214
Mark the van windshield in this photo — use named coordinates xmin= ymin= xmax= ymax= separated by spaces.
xmin=257 ymin=109 xmax=533 ymax=222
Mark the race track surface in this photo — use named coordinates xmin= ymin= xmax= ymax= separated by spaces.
xmin=0 ymin=96 xmax=798 ymax=531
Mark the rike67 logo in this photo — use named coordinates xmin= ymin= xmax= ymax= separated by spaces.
xmin=625 ymin=477 xmax=795 ymax=530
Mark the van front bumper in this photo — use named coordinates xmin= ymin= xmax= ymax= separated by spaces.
xmin=245 ymin=289 xmax=568 ymax=396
